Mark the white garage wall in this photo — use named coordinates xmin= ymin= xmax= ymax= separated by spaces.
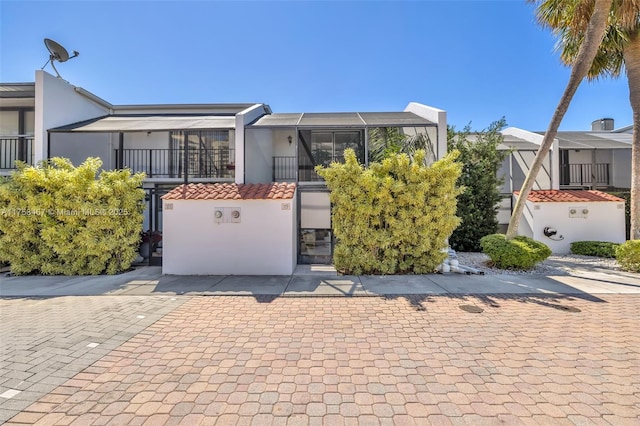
xmin=162 ymin=196 xmax=296 ymax=275
xmin=519 ymin=200 xmax=625 ymax=253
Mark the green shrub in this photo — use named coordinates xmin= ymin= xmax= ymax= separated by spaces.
xmin=0 ymin=157 xmax=145 ymax=275
xmin=480 ymin=234 xmax=551 ymax=270
xmin=447 ymin=118 xmax=509 ymax=252
xmin=615 ymin=240 xmax=640 ymax=272
xmin=316 ymin=149 xmax=462 ymax=275
xmin=570 ymin=241 xmax=619 ymax=258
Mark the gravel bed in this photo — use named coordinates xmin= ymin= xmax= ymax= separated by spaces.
xmin=454 ymin=252 xmax=621 ymax=275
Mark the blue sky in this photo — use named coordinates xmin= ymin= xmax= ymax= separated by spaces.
xmin=0 ymin=0 xmax=633 ymax=131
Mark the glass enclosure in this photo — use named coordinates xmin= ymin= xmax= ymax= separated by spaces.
xmin=298 ymin=130 xmax=365 ymax=182
xmin=366 ymin=126 xmax=437 ymax=165
xmin=170 ymin=130 xmax=235 ymax=178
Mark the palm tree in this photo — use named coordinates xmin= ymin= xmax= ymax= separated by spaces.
xmin=506 ymin=0 xmax=614 ymax=239
xmin=368 ymin=127 xmax=436 ymax=165
xmin=531 ymin=0 xmax=640 ymax=239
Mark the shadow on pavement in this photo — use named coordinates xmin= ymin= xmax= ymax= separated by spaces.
xmin=380 ymin=292 xmax=606 ymax=313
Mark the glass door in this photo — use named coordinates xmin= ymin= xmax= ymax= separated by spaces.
xmin=298 ymin=190 xmax=333 ymax=264
xmin=298 ymin=130 xmax=364 ymax=182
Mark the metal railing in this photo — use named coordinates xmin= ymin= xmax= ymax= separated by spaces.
xmin=273 ymin=156 xmax=296 ymax=181
xmin=115 ymin=148 xmax=235 ymax=179
xmin=0 ymin=137 xmax=34 ymax=169
xmin=297 ymin=154 xmax=346 ymax=182
xmin=561 ymin=163 xmax=610 ymax=186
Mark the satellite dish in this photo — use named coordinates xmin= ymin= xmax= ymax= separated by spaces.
xmin=41 ymin=38 xmax=79 ymax=78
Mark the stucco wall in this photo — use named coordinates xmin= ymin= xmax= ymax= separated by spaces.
xmin=611 ymin=149 xmax=632 ymax=189
xmin=125 ymin=132 xmax=169 ymax=150
xmin=162 ymin=196 xmax=297 ymax=275
xmin=404 ymin=102 xmax=446 ymax=160
xmin=235 ymin=104 xmax=269 ymax=184
xmin=244 ymin=128 xmax=274 ymax=183
xmin=35 ymin=70 xmax=111 ymax=162
xmin=518 ymin=200 xmax=626 ymax=254
xmin=49 ymin=132 xmax=112 ymax=168
xmin=566 ymin=149 xmax=611 ymax=164
xmin=272 ymin=129 xmax=296 ymax=157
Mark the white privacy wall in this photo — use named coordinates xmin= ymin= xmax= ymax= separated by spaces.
xmin=518 ymin=200 xmax=626 ymax=254
xmin=162 ymin=197 xmax=297 ymax=275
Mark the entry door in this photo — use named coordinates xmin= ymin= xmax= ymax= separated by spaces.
xmin=298 ymin=190 xmax=333 ymax=264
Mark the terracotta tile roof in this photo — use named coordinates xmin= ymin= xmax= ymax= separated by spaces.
xmin=513 ymin=190 xmax=624 ymax=203
xmin=162 ymin=183 xmax=296 ymax=201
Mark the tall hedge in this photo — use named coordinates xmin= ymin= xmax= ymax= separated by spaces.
xmin=447 ymin=119 xmax=509 ymax=252
xmin=0 ymin=157 xmax=145 ymax=275
xmin=316 ymin=149 xmax=462 ymax=275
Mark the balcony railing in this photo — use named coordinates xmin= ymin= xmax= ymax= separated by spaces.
xmin=273 ymin=156 xmax=296 ymax=181
xmin=115 ymin=148 xmax=235 ymax=179
xmin=561 ymin=163 xmax=610 ymax=186
xmin=273 ymin=155 xmax=350 ymax=182
xmin=1 ymin=137 xmax=34 ymax=169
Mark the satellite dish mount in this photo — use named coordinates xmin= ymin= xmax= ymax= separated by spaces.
xmin=41 ymin=38 xmax=79 ymax=79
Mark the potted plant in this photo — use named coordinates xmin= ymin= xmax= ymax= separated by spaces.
xmin=139 ymin=229 xmax=162 ymax=258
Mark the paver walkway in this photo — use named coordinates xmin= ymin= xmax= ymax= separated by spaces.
xmin=2 ymin=293 xmax=639 ymax=425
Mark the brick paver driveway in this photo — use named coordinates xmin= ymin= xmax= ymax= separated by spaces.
xmin=1 ymin=294 xmax=639 ymax=425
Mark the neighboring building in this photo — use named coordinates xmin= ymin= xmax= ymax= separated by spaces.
xmin=488 ymin=120 xmax=633 ymax=232
xmin=497 ymin=119 xmax=633 ymax=194
xmin=0 ymin=70 xmax=447 ymax=271
xmin=0 ymin=83 xmax=35 ymax=170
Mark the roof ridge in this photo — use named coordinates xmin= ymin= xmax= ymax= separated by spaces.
xmin=162 ymin=182 xmax=296 ymax=201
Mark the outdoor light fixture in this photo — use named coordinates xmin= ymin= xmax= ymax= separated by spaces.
xmin=288 ymin=135 xmax=292 ymax=145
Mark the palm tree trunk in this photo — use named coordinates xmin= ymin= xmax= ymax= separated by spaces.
xmin=623 ymin=31 xmax=640 ymax=240
xmin=505 ymin=0 xmax=613 ymax=239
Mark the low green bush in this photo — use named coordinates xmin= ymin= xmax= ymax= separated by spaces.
xmin=570 ymin=241 xmax=619 ymax=258
xmin=480 ymin=234 xmax=551 ymax=270
xmin=615 ymin=240 xmax=640 ymax=272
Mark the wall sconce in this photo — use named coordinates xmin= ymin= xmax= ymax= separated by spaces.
xmin=288 ymin=135 xmax=292 ymax=145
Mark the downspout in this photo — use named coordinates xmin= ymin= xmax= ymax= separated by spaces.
xmin=591 ymin=149 xmax=597 ymax=189
xmin=118 ymin=132 xmax=124 ymax=169
xmin=364 ymin=127 xmax=369 ymax=167
xmin=184 ymin=132 xmax=189 ymax=186
xmin=295 ymin=126 xmax=299 ymax=182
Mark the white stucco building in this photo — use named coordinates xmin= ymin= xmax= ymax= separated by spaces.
xmin=1 ymin=70 xmax=448 ymax=272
